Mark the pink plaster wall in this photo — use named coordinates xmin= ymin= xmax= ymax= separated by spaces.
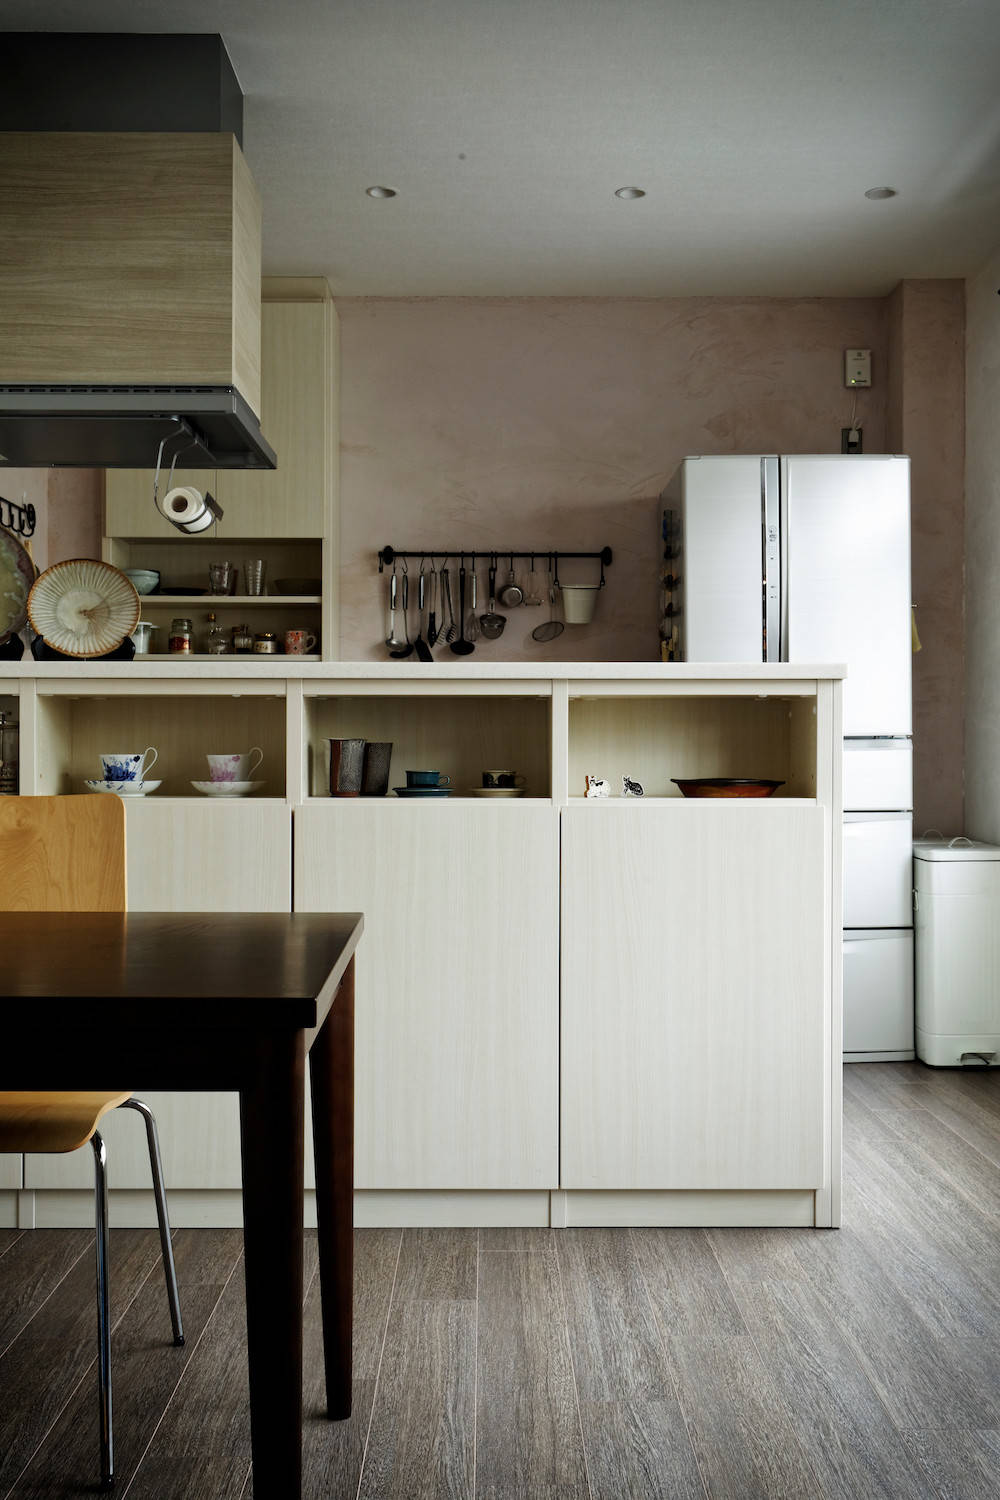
xmin=46 ymin=469 xmax=103 ymax=566
xmin=336 ymin=296 xmax=887 ymax=663
xmin=887 ymin=280 xmax=965 ymax=835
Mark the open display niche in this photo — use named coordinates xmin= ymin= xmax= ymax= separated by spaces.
xmin=306 ymin=690 xmax=552 ymax=799
xmin=34 ymin=689 xmax=288 ymax=798
xmin=567 ymin=692 xmax=818 ymax=800
xmin=103 ymin=537 xmax=324 ymax=658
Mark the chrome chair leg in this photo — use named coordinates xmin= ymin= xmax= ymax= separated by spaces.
xmin=91 ymin=1131 xmax=113 ymax=1491
xmin=121 ymin=1098 xmax=184 ymax=1346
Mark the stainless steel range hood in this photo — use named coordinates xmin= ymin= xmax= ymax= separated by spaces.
xmin=0 ymin=386 xmax=276 ymax=469
xmin=0 ymin=37 xmax=275 ymax=471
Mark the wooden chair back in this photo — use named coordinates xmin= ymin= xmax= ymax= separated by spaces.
xmin=0 ymin=795 xmax=126 ymax=912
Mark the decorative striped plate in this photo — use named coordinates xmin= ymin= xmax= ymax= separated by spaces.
xmin=27 ymin=559 xmax=140 ymax=658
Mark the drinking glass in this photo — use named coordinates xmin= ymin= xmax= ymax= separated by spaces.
xmin=208 ymin=561 xmax=234 ymax=594
xmin=244 ymin=559 xmax=267 ymax=596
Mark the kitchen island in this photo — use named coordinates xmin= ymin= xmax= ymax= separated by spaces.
xmin=0 ymin=659 xmax=843 ymax=1230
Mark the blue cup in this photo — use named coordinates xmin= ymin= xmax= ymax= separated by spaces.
xmin=405 ymin=770 xmax=450 ymax=787
xmin=100 ymin=747 xmax=158 ymax=783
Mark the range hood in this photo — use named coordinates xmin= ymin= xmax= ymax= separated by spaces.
xmin=0 ymin=38 xmax=275 ymax=471
xmin=0 ymin=386 xmax=276 ymax=469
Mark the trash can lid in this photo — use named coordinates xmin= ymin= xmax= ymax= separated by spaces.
xmin=913 ymin=837 xmax=1000 ymax=861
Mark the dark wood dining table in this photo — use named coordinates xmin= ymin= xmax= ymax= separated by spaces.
xmin=0 ymin=909 xmax=363 ymax=1499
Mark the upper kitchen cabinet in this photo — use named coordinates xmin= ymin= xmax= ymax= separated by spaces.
xmin=0 ymin=133 xmax=261 ymax=408
xmin=214 ymin=284 xmax=338 ymax=537
xmin=104 ymin=282 xmax=337 ymax=540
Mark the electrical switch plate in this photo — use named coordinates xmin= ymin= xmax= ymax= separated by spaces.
xmin=845 ymin=348 xmax=872 ymax=387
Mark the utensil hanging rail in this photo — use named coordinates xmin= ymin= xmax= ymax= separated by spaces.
xmin=0 ymin=494 xmax=36 ymax=539
xmin=377 ymin=545 xmax=613 ymax=570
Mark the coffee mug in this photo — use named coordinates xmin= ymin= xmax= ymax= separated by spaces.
xmin=406 ymin=770 xmax=451 ymax=787
xmin=206 ymin=747 xmax=264 ymax=783
xmin=101 ymin=747 xmax=158 ymax=783
xmin=482 ymin=770 xmax=526 ymax=789
xmin=284 ymin=629 xmax=317 ymax=655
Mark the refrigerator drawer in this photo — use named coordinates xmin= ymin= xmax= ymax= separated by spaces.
xmin=844 ymin=812 xmax=913 ymax=927
xmin=843 ymin=739 xmax=912 ymax=811
xmin=844 ymin=929 xmax=914 ymax=1054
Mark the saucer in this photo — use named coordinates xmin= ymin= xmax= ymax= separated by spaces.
xmin=470 ymin=787 xmax=526 ymax=797
xmin=392 ymin=786 xmax=452 ymax=798
xmin=85 ymin=779 xmax=162 ymax=796
xmin=191 ymin=780 xmax=266 ymax=797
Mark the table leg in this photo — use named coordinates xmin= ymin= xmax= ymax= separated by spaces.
xmin=309 ymin=955 xmax=355 ymax=1419
xmin=240 ymin=1032 xmax=306 ymax=1497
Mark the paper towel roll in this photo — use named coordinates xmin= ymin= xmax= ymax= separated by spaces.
xmin=158 ymin=485 xmax=207 ymax=527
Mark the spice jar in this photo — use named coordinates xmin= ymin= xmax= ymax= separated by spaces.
xmin=168 ymin=617 xmax=192 ymax=655
xmin=231 ymin=623 xmax=254 ymax=654
xmin=253 ymin=631 xmax=279 ymax=655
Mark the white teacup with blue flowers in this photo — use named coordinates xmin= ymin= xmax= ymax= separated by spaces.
xmin=100 ymin=747 xmax=159 ymax=784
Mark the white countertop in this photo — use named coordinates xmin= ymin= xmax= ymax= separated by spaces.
xmin=1 ymin=658 xmax=846 ymax=682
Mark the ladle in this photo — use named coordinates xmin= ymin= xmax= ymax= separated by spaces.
xmin=384 ymin=567 xmax=408 ymax=653
xmin=389 ymin=567 xmax=414 ymax=658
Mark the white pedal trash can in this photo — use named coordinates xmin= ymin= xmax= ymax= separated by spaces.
xmin=914 ymin=837 xmax=1000 ymax=1066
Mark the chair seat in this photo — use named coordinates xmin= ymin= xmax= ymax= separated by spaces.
xmin=0 ymin=1092 xmax=132 ymax=1153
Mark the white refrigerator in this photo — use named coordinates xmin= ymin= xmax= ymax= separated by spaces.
xmin=662 ymin=454 xmax=913 ymax=1059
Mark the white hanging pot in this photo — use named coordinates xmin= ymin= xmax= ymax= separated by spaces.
xmin=559 ymin=583 xmax=601 ymax=625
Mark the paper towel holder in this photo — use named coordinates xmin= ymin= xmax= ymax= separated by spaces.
xmin=151 ymin=428 xmax=225 ymax=534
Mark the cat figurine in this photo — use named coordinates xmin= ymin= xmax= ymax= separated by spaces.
xmin=585 ymin=775 xmax=611 ymax=798
xmin=622 ymin=775 xmax=644 ymax=798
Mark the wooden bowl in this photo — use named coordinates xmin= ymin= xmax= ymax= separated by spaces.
xmin=671 ymin=778 xmax=784 ymax=798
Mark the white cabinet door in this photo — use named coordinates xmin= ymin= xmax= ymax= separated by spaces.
xmin=844 ymin=930 xmax=914 ymax=1054
xmin=0 ymin=1155 xmax=20 ymax=1189
xmin=784 ymin=454 xmax=911 ymax=736
xmin=843 ymin=813 xmax=912 ymax=928
xmin=561 ymin=803 xmax=828 ymax=1190
xmin=124 ymin=800 xmax=292 ymax=912
xmin=25 ymin=802 xmax=291 ymax=1192
xmin=294 ymin=802 xmax=560 ymax=1190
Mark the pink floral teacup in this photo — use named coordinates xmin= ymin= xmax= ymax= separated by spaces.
xmin=206 ymin=747 xmax=263 ymax=783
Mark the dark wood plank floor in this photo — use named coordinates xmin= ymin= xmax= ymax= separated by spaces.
xmin=3 ymin=1063 xmax=1000 ymax=1498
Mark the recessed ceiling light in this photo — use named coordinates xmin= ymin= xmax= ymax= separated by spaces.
xmin=614 ymin=186 xmax=646 ymax=200
xmin=366 ymin=185 xmax=397 ymax=199
xmin=864 ymin=186 xmax=897 ymax=200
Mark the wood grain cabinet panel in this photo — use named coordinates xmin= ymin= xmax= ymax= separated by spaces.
xmin=104 ymin=468 xmax=218 ymax=541
xmin=560 ymin=802 xmax=828 ymax=1191
xmin=0 ymin=133 xmax=260 ymax=407
xmin=294 ymin=802 xmax=560 ymax=1190
xmin=214 ymin=299 xmax=334 ymax=537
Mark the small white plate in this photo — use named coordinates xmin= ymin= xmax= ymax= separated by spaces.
xmin=469 ymin=787 xmax=526 ymax=797
xmin=190 ymin=780 xmax=266 ymax=797
xmin=85 ymin=779 xmax=162 ymax=796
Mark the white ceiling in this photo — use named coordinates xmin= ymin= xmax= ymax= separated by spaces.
xmin=4 ymin=0 xmax=1000 ymax=295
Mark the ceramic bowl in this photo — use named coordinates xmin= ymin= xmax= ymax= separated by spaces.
xmin=122 ymin=569 xmax=160 ymax=595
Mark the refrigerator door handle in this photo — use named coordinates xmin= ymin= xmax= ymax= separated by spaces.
xmin=761 ymin=456 xmax=781 ymax=661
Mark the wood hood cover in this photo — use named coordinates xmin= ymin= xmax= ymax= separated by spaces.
xmin=0 ymin=132 xmax=275 ymax=469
